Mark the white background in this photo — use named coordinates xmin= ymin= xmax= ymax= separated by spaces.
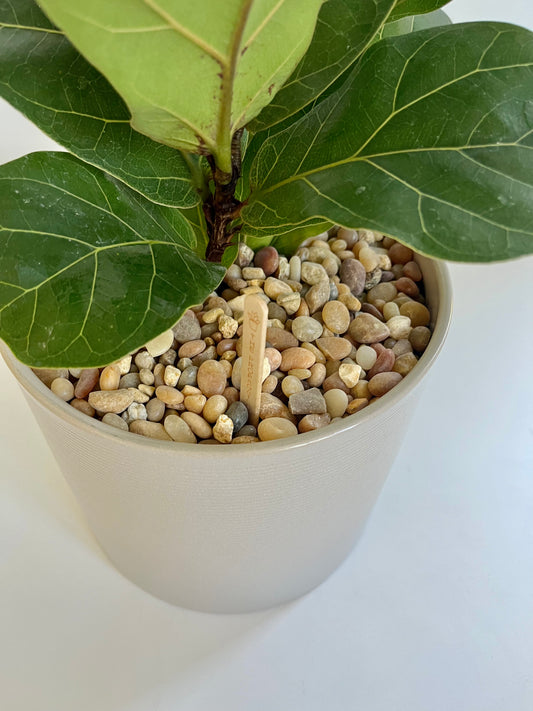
xmin=1 ymin=1 xmax=532 ymax=709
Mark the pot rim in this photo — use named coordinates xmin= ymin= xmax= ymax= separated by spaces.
xmin=1 ymin=259 xmax=452 ymax=458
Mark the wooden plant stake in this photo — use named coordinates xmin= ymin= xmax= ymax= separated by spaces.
xmin=240 ymin=293 xmax=268 ymax=427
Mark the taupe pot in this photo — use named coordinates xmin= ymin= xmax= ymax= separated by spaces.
xmin=1 ymin=255 xmax=452 ymax=614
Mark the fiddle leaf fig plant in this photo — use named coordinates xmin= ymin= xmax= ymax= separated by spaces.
xmin=1 ymin=0 xmax=532 ymax=368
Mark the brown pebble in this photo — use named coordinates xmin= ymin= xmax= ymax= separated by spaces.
xmin=259 ymin=393 xmax=293 ymax=420
xmin=349 ymin=313 xmax=390 ymax=344
xmin=298 ymin=413 xmax=331 ymax=433
xmin=216 ymin=339 xmax=237 ymax=356
xmin=395 ymin=277 xmax=419 ymax=297
xmin=196 ymin=359 xmax=227 ymax=396
xmin=409 ymin=326 xmax=432 ymax=352
xmin=184 ymin=394 xmax=207 ymax=414
xmin=361 ymin=303 xmax=385 ymax=321
xmin=368 ymin=371 xmax=403 ymax=396
xmin=155 ymin=385 xmax=185 ymax=407
xmin=223 ymin=386 xmax=239 ymax=406
xmin=322 ymin=300 xmax=350 ymax=334
xmin=393 ymin=352 xmax=419 ymax=376
xmin=232 ymin=435 xmax=260 ymax=444
xmin=403 ymin=260 xmax=422 ymax=281
xmin=346 ymin=398 xmax=369 ymax=414
xmin=70 ymin=398 xmax=95 ymax=417
xmin=367 ymin=345 xmax=395 ymax=379
xmin=254 ymin=245 xmax=279 ymax=276
xmin=305 ymin=280 xmax=330 ymax=313
xmin=74 ymin=368 xmax=100 ymax=399
xmin=178 ymin=339 xmax=206 ymax=358
xmin=322 ymin=371 xmax=351 ymax=394
xmin=258 ymin=417 xmax=298 ymax=441
xmin=280 ymin=347 xmax=316 ymax=372
xmin=181 ymin=411 xmax=213 ymax=439
xmin=315 ymin=337 xmax=353 ymax=361
xmin=400 ymin=301 xmax=430 ymax=327
xmin=339 ymin=258 xmax=366 ymax=295
xmin=265 ymin=327 xmax=298 ymax=350
xmin=129 ymin=420 xmax=172 ymax=440
xmin=264 ymin=347 xmax=282 ymax=372
xmin=389 ymin=243 xmax=414 ymax=265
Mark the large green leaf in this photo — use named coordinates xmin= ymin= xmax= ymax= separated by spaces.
xmin=0 ymin=152 xmax=225 ymax=367
xmin=388 ymin=0 xmax=451 ymax=22
xmin=242 ymin=23 xmax=533 ymax=261
xmin=36 ymin=0 xmax=324 ymax=175
xmin=0 ymin=0 xmax=198 ymax=208
xmin=249 ymin=0 xmax=397 ymax=133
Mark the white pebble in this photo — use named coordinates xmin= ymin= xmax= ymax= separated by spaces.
xmin=383 ymin=302 xmax=400 ymax=320
xmin=145 ymin=329 xmax=175 ymax=358
xmin=387 ymin=315 xmax=412 ymax=340
xmin=324 ymin=389 xmax=348 ymax=418
xmin=127 ymin=402 xmax=147 ymax=421
xmin=51 ymin=377 xmax=74 ymax=401
xmin=164 ymin=365 xmax=181 ymax=387
xmin=355 ymin=344 xmax=377 ymax=370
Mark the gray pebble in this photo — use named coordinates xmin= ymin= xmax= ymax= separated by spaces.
xmin=173 ymin=309 xmax=201 ymax=343
xmin=146 ymin=398 xmax=166 ymax=422
xmin=235 ymin=424 xmax=257 ymax=438
xmin=226 ymin=401 xmax=249 ymax=433
xmin=339 ymin=258 xmax=366 ymax=295
xmin=178 ymin=365 xmax=198 ymax=389
xmin=288 ymin=387 xmax=327 ymax=415
xmin=119 ymin=372 xmax=141 ymax=389
xmin=365 ymin=267 xmax=382 ymax=290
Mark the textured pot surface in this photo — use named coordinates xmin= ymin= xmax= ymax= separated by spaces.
xmin=1 ymin=256 xmax=451 ymax=614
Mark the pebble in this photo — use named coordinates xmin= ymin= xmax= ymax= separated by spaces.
xmin=264 ymin=347 xmax=282 ymax=372
xmin=226 ymin=401 xmax=249 ymax=433
xmin=387 ymin=315 xmax=412 ymax=340
xmin=298 ymin=413 xmax=331 ymax=433
xmin=232 ymin=436 xmax=259 ymax=444
xmin=119 ymin=372 xmax=141 ymax=389
xmin=301 ymin=261 xmax=329 ymax=285
xmin=260 ymin=393 xmax=292 ymax=420
xmin=349 ymin=313 xmax=390 ymax=344
xmin=409 ymin=326 xmax=431 ymax=352
xmin=403 ymin=260 xmax=422 ymax=281
xmin=281 ymin=375 xmax=305 ymax=397
xmin=307 ymin=362 xmax=327 ymax=387
xmin=383 ymin=302 xmax=400 ymax=320
xmin=338 ymin=363 xmax=362 ymax=388
xmin=164 ymin=365 xmax=181 ymax=387
xmin=139 ymin=367 xmax=155 ymax=385
xmin=127 ymin=402 xmax=147 ymax=421
xmin=277 ymin=291 xmax=301 ymax=315
xmin=368 ymin=372 xmax=403 ymax=397
xmin=305 ymin=280 xmax=330 ymax=313
xmin=393 ymin=352 xmax=419 ymax=376
xmin=74 ymin=368 xmax=99 ymax=399
xmin=322 ymin=300 xmax=350 ymax=334
xmin=178 ymin=365 xmax=198 ymax=389
xmin=213 ymin=414 xmax=234 ymax=443
xmin=114 ymin=355 xmax=132 ymax=375
xmin=367 ymin=347 xmax=395 ymax=379
xmin=181 ymin=411 xmax=213 ymax=439
xmin=280 ymin=347 xmax=316 ymax=372
xmin=145 ymin=329 xmax=174 ymax=358
xmin=266 ymin=327 xmax=298 ymax=350
xmin=88 ymin=389 xmax=135 ymax=413
xmin=288 ymin=388 xmax=327 ymax=415
xmin=178 ymin=340 xmax=205 ymax=358
xmin=219 ymin=315 xmax=239 ymax=339
xmin=70 ymin=398 xmax=95 ymax=417
xmin=242 ymin=266 xmax=265 ymax=280
xmin=203 ymin=394 xmax=228 ymax=423
xmin=128 ymin=388 xmax=150 ymax=404
xmin=395 ymin=276 xmax=419 ymax=297
xmin=324 ymin=389 xmax=348 ymax=418
xmin=392 ymin=339 xmax=413 ymax=357
xmin=146 ymin=398 xmax=165 ymax=422
xmin=389 ymin=243 xmax=414 ymax=264
xmin=33 ymin=368 xmax=69 ymax=387
xmin=184 ymin=394 xmax=207 ymax=414
xmin=289 ymin=255 xmax=301 ymax=282
xmin=254 ymin=246 xmax=279 ymax=276
xmin=367 ymin=282 xmax=397 ymax=304
xmin=102 ymin=412 xmax=129 ymax=431
xmin=173 ymin=310 xmax=201 ymax=343
xmin=315 ymin=337 xmax=353 ymax=361
xmin=258 ymin=417 xmax=298 ymax=441
xmin=291 ymin=316 xmax=323 ymax=342
xmin=358 ymin=246 xmax=379 ymax=272
xmin=155 ymin=385 xmax=185 ymax=407
xmin=322 ymin=371 xmax=351 ymax=394
xmin=346 ymin=398 xmax=369 ymax=414
xmin=162 ymin=414 xmax=197 ymax=442
xmin=129 ymin=420 xmax=172 ymax=440
xmin=355 ymin=344 xmax=377 ymax=370
xmin=339 ymin=258 xmax=366 ymax=294
xmin=400 ymin=301 xmax=430 ymax=327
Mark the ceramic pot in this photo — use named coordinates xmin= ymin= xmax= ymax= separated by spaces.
xmin=1 ymin=255 xmax=452 ymax=614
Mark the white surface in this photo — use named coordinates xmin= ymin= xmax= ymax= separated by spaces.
xmin=1 ymin=1 xmax=532 ymax=709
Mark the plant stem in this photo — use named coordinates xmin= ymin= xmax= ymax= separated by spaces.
xmin=204 ymin=129 xmax=244 ymax=262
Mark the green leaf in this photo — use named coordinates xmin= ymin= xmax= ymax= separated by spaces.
xmin=0 ymin=152 xmax=225 ymax=367
xmin=388 ymin=0 xmax=451 ymax=22
xmin=36 ymin=0 xmax=324 ymax=174
xmin=379 ymin=8 xmax=451 ymax=39
xmin=0 ymin=0 xmax=199 ymax=208
xmin=243 ymin=23 xmax=533 ymax=262
xmin=249 ymin=0 xmax=397 ymax=133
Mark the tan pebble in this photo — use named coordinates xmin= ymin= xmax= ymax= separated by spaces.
xmin=99 ymin=365 xmax=120 ymax=391
xmin=227 ymin=294 xmax=247 ymax=313
xmin=280 ymin=347 xmax=316 ymax=371
xmin=145 ymin=329 xmax=174 ymax=358
xmin=368 ymin=372 xmax=403 ymax=396
xmin=393 ymin=352 xmax=419 ymax=376
xmin=225 ymin=263 xmax=242 ymax=281
xmin=323 ymin=372 xmax=350 ymax=394
xmin=74 ymin=368 xmax=100 ymax=399
xmin=138 ymin=384 xmax=155 ymax=397
xmin=265 ymin=327 xmax=298 ymax=350
xmin=305 ymin=280 xmax=330 ymax=313
xmin=129 ymin=420 xmax=172 ymax=440
xmin=114 ymin=355 xmax=132 ymax=375
xmin=178 ymin=339 xmax=206 ymax=359
xmin=33 ymin=368 xmax=69 ymax=387
xmin=315 ymin=337 xmax=353 ymax=361
xmin=294 ymin=298 xmax=310 ymax=317
xmin=387 ymin=315 xmax=412 ymax=340
xmin=138 ymin=367 xmax=154 ymax=386
xmin=155 ymin=385 xmax=184 ymax=407
xmin=237 ymin=242 xmax=254 ymax=267
xmin=192 ymin=345 xmax=217 ymax=366
xmin=127 ymin=388 xmax=150 ymax=404
xmin=203 ymin=394 xmax=228 ymax=423
xmin=338 ymin=293 xmax=361 ymax=311
xmin=153 ymin=363 xmax=165 ymax=386
xmin=324 ymin=389 xmax=348 ymax=418
xmin=69 ymin=368 xmax=83 ymax=379
xmin=163 ymin=365 xmax=181 ymax=387
xmin=102 ymin=412 xmax=129 ymax=431
xmin=409 ymin=326 xmax=431 ymax=352
xmin=358 ymin=246 xmax=379 ymax=272
xmin=264 ymin=276 xmax=292 ymax=300
xmin=277 ymin=291 xmax=301 ymax=315
xmin=197 ymin=359 xmax=227 ymax=397
xmin=232 ymin=436 xmax=260 ymax=444
xmin=322 ymin=300 xmax=350 ymax=334
xmin=392 ymin=339 xmax=413 ymax=357
xmin=301 ymin=341 xmax=326 ymax=364
xmin=203 ymin=307 xmax=224 ymax=324
xmin=265 ymin=347 xmax=282 ymax=372
xmin=377 ymin=253 xmax=392 ymax=270
xmin=50 ymin=377 xmax=74 ymax=401
xmin=393 ymin=294 xmax=411 ymax=307
xmin=288 ymin=368 xmax=312 ymax=380
xmin=291 ymin=315 xmax=323 ymax=342
xmin=349 ymin=313 xmax=390 ymax=344
xmin=242 ymin=266 xmax=266 ymax=280
xmin=301 ymin=261 xmax=329 ymax=285
xmin=219 ymin=359 xmax=233 ymax=379
xmin=259 ymin=393 xmax=293 ymax=420
xmin=223 ymin=386 xmax=239 ymax=405
xmin=262 ymin=374 xmax=278 ymax=393
xmin=146 ymin=398 xmax=165 ymax=422
xmin=353 ymin=380 xmax=370 ymax=399
xmin=181 ymin=411 xmax=212 ymax=439
xmin=307 ymin=362 xmax=327 ymax=387
xmin=135 ymin=350 xmax=155 ymax=370
xmin=338 ymin=363 xmax=362 ymax=388
xmin=289 ymin=255 xmax=301 ymax=282
xmin=268 ymin=318 xmax=286 ymax=330
xmin=383 ymin=302 xmax=400 ymax=320
xmin=220 ymin=351 xmax=236 ymax=364
xmin=281 ymin=375 xmax=304 ymax=398
xmin=346 ymin=398 xmax=369 ymax=415
xmin=329 ymin=238 xmax=347 ymax=254
xmin=182 ymin=385 xmax=202 ymax=396
xmin=395 ymin=276 xmax=419 ymax=297
xmin=213 ymin=414 xmax=234 ymax=443
xmin=89 ymin=389 xmax=135 ymax=414
xmin=403 ymin=260 xmax=422 ymax=281
xmin=184 ymin=394 xmax=207 ymax=414
xmin=219 ymin=315 xmax=239 ymax=339
xmin=389 ymin=243 xmax=414 ymax=265
xmin=400 ymin=301 xmax=430 ymax=327
xmin=258 ymin=417 xmax=298 ymax=441
xmin=298 ymin=413 xmax=331 ymax=433
xmin=127 ymin=402 xmax=147 ymax=421
xmin=367 ymin=282 xmax=398 ymax=305
xmin=70 ymin=398 xmax=95 ymax=417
